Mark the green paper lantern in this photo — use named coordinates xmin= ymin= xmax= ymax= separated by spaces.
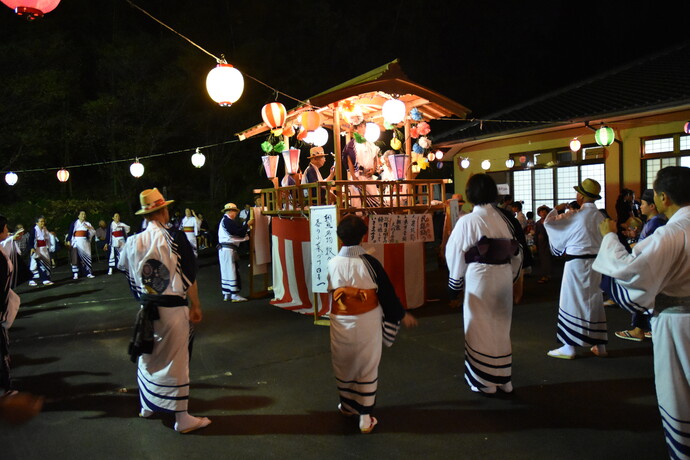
xmin=261 ymin=141 xmax=273 ymax=153
xmin=595 ymin=126 xmax=615 ymax=147
xmin=273 ymin=141 xmax=285 ymax=153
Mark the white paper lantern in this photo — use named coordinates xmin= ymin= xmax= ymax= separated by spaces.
xmin=481 ymin=159 xmax=491 ymax=170
xmin=311 ymin=127 xmax=329 ymax=147
xmin=460 ymin=158 xmax=470 ymax=169
xmin=130 ymin=160 xmax=144 ymax=178
xmin=363 ymin=122 xmax=381 ymax=143
xmin=4 ymin=172 xmax=18 ymax=186
xmin=191 ymin=148 xmax=206 ymax=168
xmin=382 ymin=99 xmax=406 ymax=125
xmin=505 ymin=158 xmax=515 ymax=168
xmin=206 ymin=62 xmax=244 ymax=107
xmin=570 ymin=138 xmax=581 ymax=152
xmin=57 ymin=168 xmax=70 ymax=182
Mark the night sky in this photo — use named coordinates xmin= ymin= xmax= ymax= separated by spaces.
xmin=1 ymin=0 xmax=688 ymax=204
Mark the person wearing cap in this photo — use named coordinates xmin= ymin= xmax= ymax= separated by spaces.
xmin=66 ymin=211 xmax=96 ymax=280
xmin=302 ymin=146 xmax=335 ymax=205
xmin=544 ymin=178 xmax=606 ymax=359
xmin=593 ymin=166 xmax=690 ymax=458
xmin=218 ymin=202 xmax=252 ymax=302
xmin=612 ymin=188 xmax=667 ymax=342
xmin=180 ymin=208 xmax=199 ymax=257
xmin=27 ymin=216 xmax=53 ymax=286
xmin=118 ymin=188 xmax=210 ymax=434
xmin=105 ymin=213 xmax=131 ymax=276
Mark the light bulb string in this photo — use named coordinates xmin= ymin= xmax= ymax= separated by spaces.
xmin=2 ymin=139 xmax=238 ymax=175
xmin=125 ymin=0 xmax=312 ymax=109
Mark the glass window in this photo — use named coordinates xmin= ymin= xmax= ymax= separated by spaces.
xmin=580 ymin=163 xmax=606 ymax=205
xmin=680 ymin=135 xmax=690 ymax=151
xmin=644 ymin=137 xmax=674 ymax=154
xmin=645 ymin=155 xmax=690 ymax=188
xmin=557 ymin=166 xmax=579 ymax=204
xmin=513 ymin=170 xmax=533 ymax=214
xmin=533 ymin=168 xmax=554 ymax=211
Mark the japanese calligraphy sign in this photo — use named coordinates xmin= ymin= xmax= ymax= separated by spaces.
xmin=309 ymin=205 xmax=338 ymax=293
xmin=366 ymin=214 xmax=435 ymax=244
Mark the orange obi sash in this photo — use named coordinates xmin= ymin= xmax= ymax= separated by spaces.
xmin=112 ymin=230 xmax=125 ymax=237
xmin=332 ymin=287 xmax=379 ymax=316
xmin=74 ymin=230 xmax=88 ymax=237
xmin=183 ymin=226 xmax=195 ymax=232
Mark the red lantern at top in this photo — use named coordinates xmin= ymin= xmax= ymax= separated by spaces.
xmin=261 ymin=102 xmax=286 ymax=130
xmin=300 ymin=110 xmax=321 ymax=131
xmin=1 ymin=0 xmax=61 ymax=19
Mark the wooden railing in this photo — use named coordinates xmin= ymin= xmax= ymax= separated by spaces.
xmin=254 ymin=179 xmax=450 ymax=216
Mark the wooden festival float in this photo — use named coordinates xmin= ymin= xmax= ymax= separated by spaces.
xmin=237 ymin=60 xmax=470 ymax=323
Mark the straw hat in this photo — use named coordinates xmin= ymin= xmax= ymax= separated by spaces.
xmin=573 ymin=178 xmax=602 ymax=200
xmin=221 ymin=202 xmax=239 ymax=213
xmin=307 ymin=146 xmax=326 ymax=159
xmin=135 ymin=188 xmax=174 ymax=215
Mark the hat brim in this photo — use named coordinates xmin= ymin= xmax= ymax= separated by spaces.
xmin=222 ymin=207 xmax=239 ymax=213
xmin=573 ymin=185 xmax=601 ymax=200
xmin=135 ymin=199 xmax=174 ymax=215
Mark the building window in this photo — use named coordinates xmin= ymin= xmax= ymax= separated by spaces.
xmin=643 ymin=137 xmax=674 ymax=154
xmin=513 ymin=170 xmax=533 ymax=213
xmin=643 ymin=155 xmax=690 ymax=189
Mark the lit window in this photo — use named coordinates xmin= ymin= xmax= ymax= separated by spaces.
xmin=644 ymin=137 xmax=673 ymax=154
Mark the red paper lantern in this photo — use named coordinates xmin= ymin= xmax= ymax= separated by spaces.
xmin=300 ymin=110 xmax=321 ymax=131
xmin=261 ymin=102 xmax=286 ymax=130
xmin=1 ymin=0 xmax=60 ymax=19
xmin=296 ymin=129 xmax=308 ymax=141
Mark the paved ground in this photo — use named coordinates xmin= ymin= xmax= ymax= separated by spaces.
xmin=1 ymin=247 xmax=667 ymax=459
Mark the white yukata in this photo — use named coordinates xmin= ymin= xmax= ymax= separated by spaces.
xmin=108 ymin=220 xmax=131 ymax=270
xmin=345 ymin=140 xmax=381 ymax=208
xmin=29 ymin=225 xmax=52 ymax=283
xmin=1 ymin=236 xmax=27 ymax=392
xmin=544 ymin=203 xmax=606 ymax=347
xmin=445 ymin=204 xmax=522 ymax=393
xmin=593 ymin=206 xmax=690 ymax=459
xmin=68 ymin=219 xmax=95 ymax=277
xmin=328 ymin=245 xmax=406 ymax=415
xmin=180 ymin=216 xmax=198 ymax=255
xmin=217 ymin=215 xmax=249 ymax=298
xmin=118 ymin=220 xmax=197 ymax=414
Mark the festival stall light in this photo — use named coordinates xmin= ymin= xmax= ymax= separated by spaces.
xmin=481 ymin=160 xmax=491 ymax=170
xmin=684 ymin=122 xmax=690 ymax=134
xmin=206 ymin=60 xmax=244 ymax=107
xmin=595 ymin=125 xmax=615 ymax=147
xmin=4 ymin=171 xmax=18 ymax=186
xmin=388 ymin=153 xmax=410 ymax=180
xmin=282 ymin=148 xmax=300 ymax=175
xmin=301 ymin=110 xmax=321 ymax=131
xmin=382 ymin=98 xmax=406 ymax=125
xmin=427 ymin=152 xmax=436 ymax=162
xmin=130 ymin=160 xmax=144 ymax=178
xmin=505 ymin=158 xmax=515 ymax=168
xmin=310 ymin=127 xmax=329 ymax=147
xmin=56 ymin=168 xmax=69 ymax=182
xmin=435 ymin=150 xmax=444 ymax=160
xmin=191 ymin=148 xmax=206 ymax=168
xmin=460 ymin=158 xmax=470 ymax=169
xmin=570 ymin=138 xmax=582 ymax=152
xmin=364 ymin=122 xmax=380 ymax=142
xmin=261 ymin=102 xmax=286 ymax=132
xmin=1 ymin=0 xmax=61 ymax=20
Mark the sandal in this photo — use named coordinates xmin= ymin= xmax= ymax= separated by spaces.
xmin=614 ymin=330 xmax=644 ymax=342
xmin=360 ymin=416 xmax=378 ymax=434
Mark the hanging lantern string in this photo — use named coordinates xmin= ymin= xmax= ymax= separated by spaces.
xmin=124 ymin=0 xmax=312 ymax=108
xmin=1 ymin=138 xmax=239 ymax=175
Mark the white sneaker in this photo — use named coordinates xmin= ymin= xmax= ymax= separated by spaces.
xmin=42 ymin=280 xmax=54 ymax=286
xmin=231 ymin=294 xmax=248 ymax=302
xmin=28 ymin=280 xmax=38 ymax=286
xmin=86 ymin=274 xmax=95 ymax=279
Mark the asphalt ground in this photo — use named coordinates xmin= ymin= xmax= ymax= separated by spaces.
xmin=1 ymin=246 xmax=667 ymax=459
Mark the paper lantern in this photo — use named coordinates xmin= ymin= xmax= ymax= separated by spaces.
xmin=382 ymin=99 xmax=406 ymax=125
xmin=481 ymin=160 xmax=491 ymax=170
xmin=519 ymin=155 xmax=527 ymax=163
xmin=388 ymin=154 xmax=410 ymax=180
xmin=282 ymin=125 xmax=295 ymax=137
xmin=4 ymin=172 xmax=18 ymax=186
xmin=1 ymin=0 xmax=61 ymax=19
xmin=261 ymin=102 xmax=286 ymax=129
xmin=130 ymin=160 xmax=144 ymax=178
xmin=427 ymin=152 xmax=436 ymax=162
xmin=684 ymin=122 xmax=690 ymax=134
xmin=56 ymin=168 xmax=69 ymax=182
xmin=261 ymin=155 xmax=279 ymax=180
xmin=364 ymin=122 xmax=380 ymax=142
xmin=595 ymin=126 xmax=615 ymax=146
xmin=570 ymin=138 xmax=581 ymax=152
xmin=390 ymin=138 xmax=402 ymax=151
xmin=310 ymin=127 xmax=329 ymax=147
xmin=300 ymin=110 xmax=321 ymax=131
xmin=191 ymin=148 xmax=206 ymax=168
xmin=435 ymin=150 xmax=444 ymax=160
xmin=282 ymin=148 xmax=300 ymax=175
xmin=505 ymin=158 xmax=515 ymax=168
xmin=460 ymin=158 xmax=470 ymax=169
xmin=206 ymin=62 xmax=244 ymax=107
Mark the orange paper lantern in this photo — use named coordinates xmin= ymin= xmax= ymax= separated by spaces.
xmin=300 ymin=110 xmax=321 ymax=131
xmin=261 ymin=102 xmax=286 ymax=129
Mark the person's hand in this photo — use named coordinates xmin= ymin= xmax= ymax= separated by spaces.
xmin=189 ymin=304 xmax=202 ymax=323
xmin=599 ymin=218 xmax=616 ymax=237
xmin=103 ymin=244 xmax=108 ymax=251
xmin=555 ymin=203 xmax=568 ymax=212
xmin=401 ymin=312 xmax=418 ymax=328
